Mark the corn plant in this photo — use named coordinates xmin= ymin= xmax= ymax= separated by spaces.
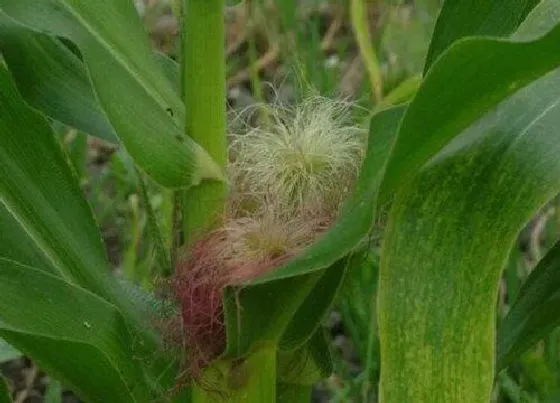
xmin=1 ymin=0 xmax=560 ymax=402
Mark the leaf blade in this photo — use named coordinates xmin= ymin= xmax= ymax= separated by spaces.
xmin=0 ymin=258 xmax=150 ymax=402
xmin=424 ymin=0 xmax=538 ymax=70
xmin=0 ymin=377 xmax=10 ymax=403
xmin=378 ymin=65 xmax=560 ymax=402
xmin=0 ymin=0 xmax=223 ymax=188
xmin=0 ymin=65 xmax=129 ymax=306
xmin=0 ymin=14 xmax=117 ymax=143
xmin=0 ymin=338 xmax=20 ymax=364
xmin=497 ymin=240 xmax=560 ymax=370
xmin=381 ymin=19 xmax=560 ymax=202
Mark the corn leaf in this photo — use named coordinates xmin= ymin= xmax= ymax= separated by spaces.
xmin=277 ymin=329 xmax=332 ymax=385
xmin=276 ymin=329 xmax=331 ymax=402
xmin=497 ymin=240 xmax=560 ymax=370
xmin=0 ymin=338 xmax=19 ymax=363
xmin=424 ymin=0 xmax=539 ymax=70
xmin=378 ymin=61 xmax=560 ymax=403
xmin=0 ymin=205 xmax=56 ymax=274
xmin=222 ymin=106 xmax=405 ymax=357
xmin=278 ymin=258 xmax=348 ymax=350
xmin=155 ymin=52 xmax=180 ymax=95
xmin=0 ymin=377 xmax=9 ymax=403
xmin=0 ymin=14 xmax=117 ymax=143
xmin=276 ymin=384 xmax=311 ymax=403
xmin=44 ymin=380 xmax=62 ymax=403
xmin=0 ymin=259 xmax=149 ymax=403
xmin=0 ymin=66 xmax=143 ymax=330
xmin=0 ymin=0 xmax=223 ymax=188
xmin=380 ymin=17 xmax=560 ymax=201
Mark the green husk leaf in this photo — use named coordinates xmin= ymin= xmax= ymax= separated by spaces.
xmin=0 ymin=377 xmax=10 ymax=403
xmin=0 ymin=338 xmax=20 ymax=363
xmin=222 ymin=106 xmax=405 ymax=358
xmin=276 ymin=384 xmax=311 ymax=403
xmin=44 ymin=380 xmax=62 ymax=403
xmin=277 ymin=328 xmax=333 ymax=385
xmin=279 ymin=257 xmax=349 ymax=351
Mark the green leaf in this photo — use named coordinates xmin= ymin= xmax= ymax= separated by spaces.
xmin=337 ymin=251 xmax=380 ymax=379
xmin=0 ymin=338 xmax=20 ymax=363
xmin=0 ymin=377 xmax=10 ymax=403
xmin=376 ymin=74 xmax=422 ymax=112
xmin=497 ymin=240 xmax=560 ymax=370
xmin=279 ymin=257 xmax=349 ymax=350
xmin=512 ymin=0 xmax=560 ymax=40
xmin=0 ymin=205 xmax=55 ymax=274
xmin=380 ymin=18 xmax=560 ymax=202
xmin=222 ymin=106 xmax=405 ymax=358
xmin=0 ymin=0 xmax=223 ymax=188
xmin=378 ymin=66 xmax=560 ymax=402
xmin=276 ymin=384 xmax=311 ymax=403
xmin=0 ymin=15 xmax=117 ymax=143
xmin=277 ymin=328 xmax=333 ymax=385
xmin=0 ymin=258 xmax=150 ymax=403
xmin=154 ymin=51 xmax=180 ymax=96
xmin=276 ymin=329 xmax=330 ymax=402
xmin=44 ymin=380 xmax=62 ymax=403
xmin=424 ymin=0 xmax=539 ymax=70
xmin=0 ymin=65 xmax=135 ymax=312
xmin=136 ymin=169 xmax=171 ymax=277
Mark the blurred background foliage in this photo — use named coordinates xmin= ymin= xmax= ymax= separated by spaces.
xmin=1 ymin=0 xmax=559 ymax=402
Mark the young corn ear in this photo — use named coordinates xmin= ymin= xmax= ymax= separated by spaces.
xmin=171 ymin=95 xmax=366 ymax=377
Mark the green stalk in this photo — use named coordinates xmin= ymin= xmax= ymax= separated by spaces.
xmin=179 ymin=3 xmax=277 ymax=401
xmin=181 ymin=0 xmax=228 ymax=244
xmin=350 ymin=0 xmax=383 ymax=103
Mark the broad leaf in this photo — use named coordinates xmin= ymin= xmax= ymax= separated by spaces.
xmin=0 ymin=66 xmax=139 ymax=326
xmin=277 ymin=329 xmax=333 ymax=385
xmin=0 ymin=0 xmax=223 ymax=188
xmin=0 ymin=338 xmax=19 ymax=363
xmin=0 ymin=258 xmax=149 ymax=403
xmin=279 ymin=253 xmax=376 ymax=351
xmin=44 ymin=380 xmax=62 ymax=403
xmin=0 ymin=377 xmax=9 ymax=403
xmin=378 ymin=67 xmax=560 ymax=402
xmin=276 ymin=329 xmax=331 ymax=402
xmin=154 ymin=51 xmax=180 ymax=96
xmin=278 ymin=258 xmax=348 ymax=350
xmin=0 ymin=205 xmax=55 ymax=274
xmin=497 ymin=240 xmax=560 ymax=370
xmin=0 ymin=15 xmax=117 ymax=143
xmin=276 ymin=384 xmax=311 ymax=403
xmin=223 ymin=106 xmax=405 ymax=357
xmin=424 ymin=0 xmax=539 ymax=70
xmin=137 ymin=170 xmax=171 ymax=277
xmin=512 ymin=0 xmax=560 ymax=41
xmin=380 ymin=17 xmax=560 ymax=201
